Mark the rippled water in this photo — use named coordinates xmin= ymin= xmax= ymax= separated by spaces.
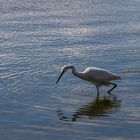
xmin=0 ymin=0 xmax=140 ymax=139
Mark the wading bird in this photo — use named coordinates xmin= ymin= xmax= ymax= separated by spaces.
xmin=56 ymin=65 xmax=121 ymax=96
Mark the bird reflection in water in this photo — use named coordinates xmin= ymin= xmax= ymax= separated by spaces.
xmin=57 ymin=96 xmax=121 ymax=122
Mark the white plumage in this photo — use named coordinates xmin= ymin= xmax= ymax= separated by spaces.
xmin=56 ymin=65 xmax=121 ymax=95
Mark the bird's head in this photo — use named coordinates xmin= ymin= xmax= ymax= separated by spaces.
xmin=56 ymin=64 xmax=75 ymax=84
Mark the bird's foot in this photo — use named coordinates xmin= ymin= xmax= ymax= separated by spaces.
xmin=107 ymin=92 xmax=117 ymax=100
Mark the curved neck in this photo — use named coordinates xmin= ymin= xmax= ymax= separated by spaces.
xmin=71 ymin=66 xmax=86 ymax=80
xmin=70 ymin=66 xmax=76 ymax=74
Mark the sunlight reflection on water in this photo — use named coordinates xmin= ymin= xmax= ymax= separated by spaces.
xmin=0 ymin=0 xmax=140 ymax=140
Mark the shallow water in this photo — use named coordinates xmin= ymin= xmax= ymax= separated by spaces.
xmin=0 ymin=0 xmax=140 ymax=139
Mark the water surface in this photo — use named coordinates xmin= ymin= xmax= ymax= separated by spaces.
xmin=0 ymin=0 xmax=140 ymax=139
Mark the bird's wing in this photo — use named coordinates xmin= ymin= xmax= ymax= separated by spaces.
xmin=85 ymin=67 xmax=120 ymax=84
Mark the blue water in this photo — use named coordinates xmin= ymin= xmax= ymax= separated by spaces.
xmin=0 ymin=0 xmax=140 ymax=139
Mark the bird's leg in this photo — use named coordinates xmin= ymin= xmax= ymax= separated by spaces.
xmin=107 ymin=82 xmax=117 ymax=94
xmin=96 ymin=85 xmax=99 ymax=97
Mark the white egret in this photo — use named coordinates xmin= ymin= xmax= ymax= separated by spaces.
xmin=56 ymin=65 xmax=121 ymax=95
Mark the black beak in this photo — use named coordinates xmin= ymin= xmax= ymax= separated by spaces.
xmin=56 ymin=70 xmax=65 ymax=84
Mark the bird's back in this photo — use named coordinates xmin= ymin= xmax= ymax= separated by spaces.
xmin=84 ymin=67 xmax=120 ymax=85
